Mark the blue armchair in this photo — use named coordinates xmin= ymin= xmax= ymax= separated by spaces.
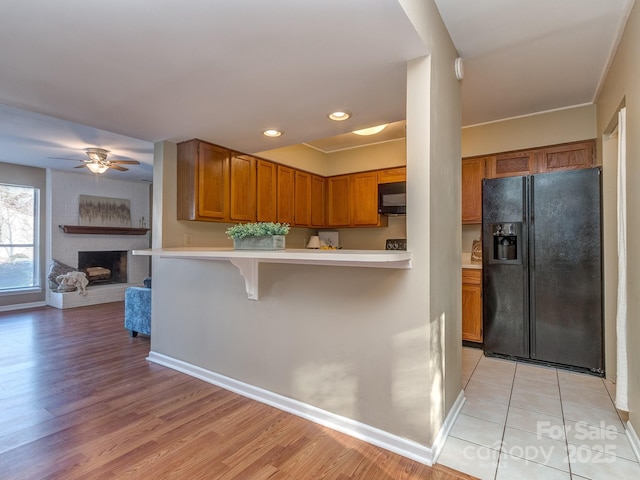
xmin=124 ymin=277 xmax=151 ymax=337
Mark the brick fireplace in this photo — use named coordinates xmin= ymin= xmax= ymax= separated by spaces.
xmin=48 ymin=170 xmax=151 ymax=309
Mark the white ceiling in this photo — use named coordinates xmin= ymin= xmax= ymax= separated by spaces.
xmin=0 ymin=0 xmax=634 ymax=182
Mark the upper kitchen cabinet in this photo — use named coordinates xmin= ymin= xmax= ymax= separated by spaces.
xmin=229 ymin=154 xmax=256 ymax=222
xmin=462 ymin=156 xmax=487 ymax=224
xmin=310 ymin=175 xmax=325 ymax=227
xmin=537 ymin=140 xmax=595 ymax=173
xmin=177 ymin=139 xmax=230 ymax=221
xmin=488 ymin=150 xmax=536 ymax=178
xmin=377 ymin=166 xmax=406 ymax=184
xmin=293 ymin=170 xmax=312 ymax=227
xmin=483 ymin=140 xmax=596 ymax=179
xmin=276 ymin=165 xmax=295 ymax=225
xmin=178 ymin=139 xmax=258 ymax=223
xmin=326 ymin=175 xmax=351 ymax=227
xmin=256 ymin=159 xmax=277 ymax=222
xmin=350 ymin=171 xmax=382 ymax=226
xmin=327 ymin=171 xmax=388 ymax=227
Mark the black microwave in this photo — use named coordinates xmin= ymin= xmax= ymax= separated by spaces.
xmin=378 ymin=181 xmax=406 ymax=215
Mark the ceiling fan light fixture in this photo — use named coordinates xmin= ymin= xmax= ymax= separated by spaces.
xmin=86 ymin=162 xmax=109 ymax=174
xmin=85 ymin=147 xmax=109 ymax=162
xmin=352 ymin=124 xmax=388 ymax=136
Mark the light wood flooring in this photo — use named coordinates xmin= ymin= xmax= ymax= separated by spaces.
xmin=0 ymin=302 xmax=475 ymax=479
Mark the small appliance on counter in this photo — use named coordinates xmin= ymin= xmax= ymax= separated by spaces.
xmin=385 ymin=239 xmax=407 ymax=250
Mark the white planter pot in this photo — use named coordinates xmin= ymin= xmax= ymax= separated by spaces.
xmin=233 ymin=235 xmax=286 ymax=250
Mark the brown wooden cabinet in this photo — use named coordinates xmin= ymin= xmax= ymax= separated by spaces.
xmin=326 ymin=172 xmax=388 ymax=227
xmin=488 ymin=151 xmax=535 ymax=178
xmin=256 ymin=159 xmax=277 ymax=222
xmin=377 ymin=166 xmax=406 ymax=184
xmin=326 ymin=175 xmax=351 ymax=227
xmin=461 ymin=157 xmax=486 ymax=224
xmin=537 ymin=141 xmax=594 ymax=173
xmin=462 ymin=268 xmax=483 ymax=343
xmin=179 ymin=138 xmax=403 ymax=228
xmin=277 ymin=165 xmax=295 ymax=225
xmin=484 ymin=139 xmax=596 ymax=179
xmin=229 ymin=154 xmax=256 ymax=222
xmin=177 ymin=139 xmax=230 ymax=221
xmin=293 ymin=170 xmax=312 ymax=226
xmin=351 ymin=171 xmax=381 ymax=226
xmin=310 ymin=175 xmax=325 ymax=227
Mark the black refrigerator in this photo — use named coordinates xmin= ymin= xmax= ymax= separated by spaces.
xmin=482 ymin=167 xmax=604 ymax=375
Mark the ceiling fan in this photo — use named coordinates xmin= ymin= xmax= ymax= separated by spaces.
xmin=49 ymin=148 xmax=140 ymax=174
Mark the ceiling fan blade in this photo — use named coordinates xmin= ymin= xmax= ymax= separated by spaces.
xmin=109 ymin=164 xmax=129 ymax=171
xmin=109 ymin=160 xmax=140 ymax=165
xmin=73 ymin=165 xmax=86 ymax=169
xmin=48 ymin=156 xmax=85 ymax=162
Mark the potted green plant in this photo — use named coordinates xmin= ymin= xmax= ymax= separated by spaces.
xmin=226 ymin=222 xmax=290 ymax=250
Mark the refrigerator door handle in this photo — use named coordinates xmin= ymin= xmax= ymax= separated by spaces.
xmin=527 ymin=175 xmax=535 ymax=358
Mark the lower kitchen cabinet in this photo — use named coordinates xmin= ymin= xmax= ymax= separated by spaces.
xmin=462 ymin=268 xmax=483 ymax=343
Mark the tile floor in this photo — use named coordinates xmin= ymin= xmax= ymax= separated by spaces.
xmin=437 ymin=347 xmax=640 ymax=479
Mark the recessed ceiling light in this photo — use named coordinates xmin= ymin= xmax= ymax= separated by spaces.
xmin=263 ymin=129 xmax=283 ymax=137
xmin=328 ymin=111 xmax=351 ymax=121
xmin=352 ymin=124 xmax=388 ymax=136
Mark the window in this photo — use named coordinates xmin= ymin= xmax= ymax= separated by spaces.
xmin=0 ymin=184 xmax=40 ymax=291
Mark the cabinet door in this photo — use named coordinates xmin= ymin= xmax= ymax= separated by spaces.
xmin=462 ymin=269 xmax=483 ymax=343
xmin=310 ymin=175 xmax=325 ymax=227
xmin=277 ymin=165 xmax=295 ymax=224
xmin=326 ymin=175 xmax=351 ymax=226
xmin=229 ymin=154 xmax=256 ymax=222
xmin=537 ymin=141 xmax=594 ymax=173
xmin=462 ymin=157 xmax=485 ymax=224
xmin=198 ymin=142 xmax=230 ymax=219
xmin=256 ymin=160 xmax=277 ymax=222
xmin=294 ymin=170 xmax=312 ymax=226
xmin=488 ymin=151 xmax=534 ymax=178
xmin=377 ymin=167 xmax=406 ymax=184
xmin=350 ymin=171 xmax=379 ymax=226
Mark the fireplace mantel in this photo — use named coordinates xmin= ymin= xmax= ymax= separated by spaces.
xmin=59 ymin=225 xmax=150 ymax=235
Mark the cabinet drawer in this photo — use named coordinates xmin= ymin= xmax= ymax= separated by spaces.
xmin=462 ymin=268 xmax=481 ymax=285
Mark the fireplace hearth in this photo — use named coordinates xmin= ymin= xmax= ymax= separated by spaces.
xmin=78 ymin=251 xmax=128 ymax=285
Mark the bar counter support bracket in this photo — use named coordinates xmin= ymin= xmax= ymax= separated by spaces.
xmin=229 ymin=258 xmax=260 ymax=300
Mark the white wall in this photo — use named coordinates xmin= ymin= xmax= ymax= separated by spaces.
xmin=462 ymin=104 xmax=597 ymax=158
xmin=49 ymin=170 xmax=151 ymax=288
xmin=150 ymin=0 xmax=460 ymax=454
xmin=596 ymin=0 xmax=640 ymax=430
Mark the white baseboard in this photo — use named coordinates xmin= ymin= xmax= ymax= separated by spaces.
xmin=627 ymin=420 xmax=640 ymax=463
xmin=431 ymin=389 xmax=466 ymax=463
xmin=147 ymin=351 xmax=435 ymax=465
xmin=0 ymin=300 xmax=47 ymax=312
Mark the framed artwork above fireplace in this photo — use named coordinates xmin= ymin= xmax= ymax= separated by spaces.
xmin=78 ymin=195 xmax=131 ymax=227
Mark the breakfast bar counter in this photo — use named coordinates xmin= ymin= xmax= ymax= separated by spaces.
xmin=133 ymin=248 xmax=412 ymax=300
